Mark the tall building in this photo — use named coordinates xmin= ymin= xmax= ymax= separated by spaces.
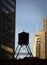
xmin=33 ymin=35 xmax=38 ymax=57
xmin=44 ymin=18 xmax=47 ymax=31
xmin=0 ymin=13 xmax=15 ymax=59
xmin=0 ymin=0 xmax=15 ymax=59
xmin=33 ymin=34 xmax=40 ymax=58
xmin=33 ymin=17 xmax=47 ymax=59
xmin=33 ymin=31 xmax=45 ymax=59
xmin=0 ymin=0 xmax=2 ymax=12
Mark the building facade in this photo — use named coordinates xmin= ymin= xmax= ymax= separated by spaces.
xmin=0 ymin=13 xmax=15 ymax=59
xmin=33 ymin=17 xmax=47 ymax=59
xmin=0 ymin=0 xmax=15 ymax=59
xmin=33 ymin=34 xmax=41 ymax=58
xmin=43 ymin=18 xmax=47 ymax=31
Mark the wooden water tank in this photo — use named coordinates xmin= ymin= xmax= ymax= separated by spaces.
xmin=18 ymin=31 xmax=29 ymax=45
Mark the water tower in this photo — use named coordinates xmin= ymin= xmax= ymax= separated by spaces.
xmin=15 ymin=31 xmax=33 ymax=59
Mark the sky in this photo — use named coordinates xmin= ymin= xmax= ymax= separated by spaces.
xmin=15 ymin=0 xmax=47 ymax=53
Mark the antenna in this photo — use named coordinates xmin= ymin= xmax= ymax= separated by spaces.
xmin=23 ymin=30 xmax=24 ymax=32
xmin=36 ymin=23 xmax=38 ymax=33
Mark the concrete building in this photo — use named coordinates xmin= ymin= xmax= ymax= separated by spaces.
xmin=0 ymin=13 xmax=15 ymax=59
xmin=33 ymin=34 xmax=40 ymax=58
xmin=43 ymin=18 xmax=47 ymax=31
xmin=0 ymin=0 xmax=15 ymax=59
xmin=33 ymin=32 xmax=46 ymax=59
xmin=33 ymin=18 xmax=47 ymax=59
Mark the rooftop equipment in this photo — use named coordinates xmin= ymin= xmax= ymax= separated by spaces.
xmin=15 ymin=31 xmax=33 ymax=59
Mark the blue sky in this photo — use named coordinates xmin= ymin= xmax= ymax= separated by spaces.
xmin=15 ymin=0 xmax=47 ymax=52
